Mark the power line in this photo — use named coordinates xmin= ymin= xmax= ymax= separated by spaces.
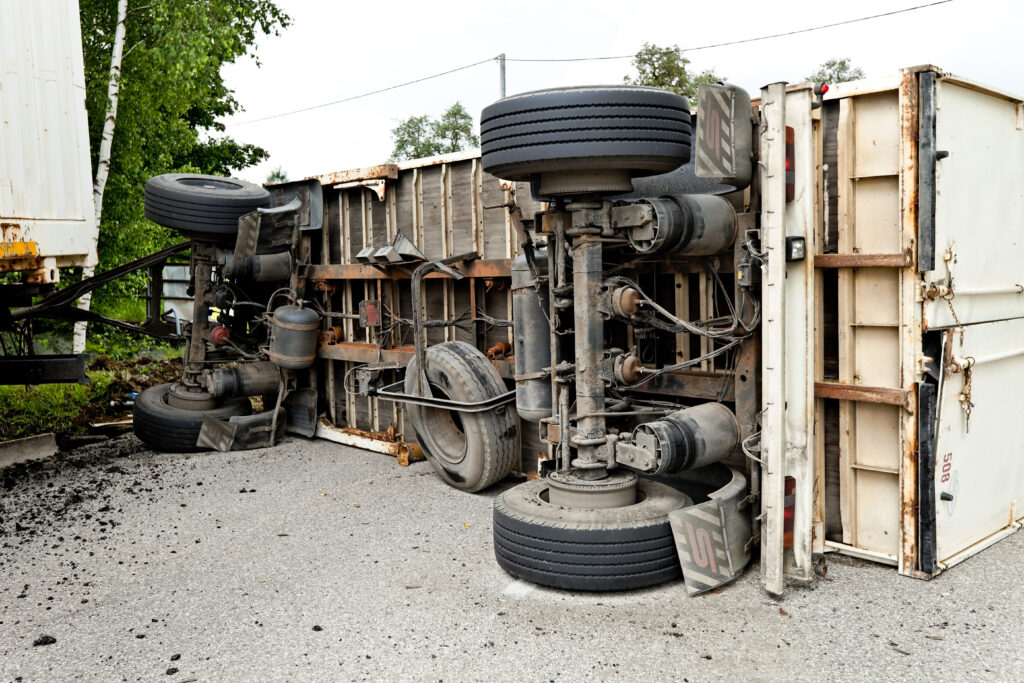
xmin=229 ymin=57 xmax=496 ymax=126
xmin=507 ymin=1 xmax=954 ymax=62
xmin=227 ymin=0 xmax=952 ymax=127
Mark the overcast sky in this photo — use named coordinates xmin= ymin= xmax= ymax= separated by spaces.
xmin=220 ymin=0 xmax=1022 ymax=184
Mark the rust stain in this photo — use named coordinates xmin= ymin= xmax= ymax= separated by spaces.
xmin=318 ymin=419 xmax=425 ymax=467
xmin=317 ymin=342 xmax=515 ymax=379
xmin=314 ymin=163 xmax=398 ymax=185
xmin=341 ymin=424 xmax=398 ymax=443
xmin=900 ymin=382 xmax=920 ymax=572
xmin=486 ymin=341 xmax=512 ymax=360
xmin=307 ymin=259 xmax=511 ymax=282
xmin=814 ymin=249 xmax=913 ymax=268
xmin=813 ymin=381 xmax=912 ymax=410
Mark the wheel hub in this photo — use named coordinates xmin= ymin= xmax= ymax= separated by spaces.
xmin=547 ymin=469 xmax=637 ymax=509
xmin=166 ymin=382 xmax=218 ymax=411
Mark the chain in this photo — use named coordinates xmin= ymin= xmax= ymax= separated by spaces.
xmin=943 ymin=292 xmax=963 ymax=342
xmin=960 ymin=358 xmax=975 ymax=430
xmin=940 ymin=245 xmax=975 ymax=429
xmin=944 ymin=294 xmax=976 ymax=430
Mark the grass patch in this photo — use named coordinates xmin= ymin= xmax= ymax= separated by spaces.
xmin=0 ymin=371 xmax=117 ymax=441
xmin=0 ymin=355 xmax=184 ymax=441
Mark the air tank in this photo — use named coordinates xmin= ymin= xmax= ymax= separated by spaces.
xmin=512 ymin=249 xmax=551 ymax=422
xmin=633 ymin=402 xmax=739 ymax=474
xmin=205 ymin=361 xmax=281 ymax=398
xmin=628 ymin=194 xmax=736 ymax=255
xmin=267 ymin=304 xmax=320 ymax=370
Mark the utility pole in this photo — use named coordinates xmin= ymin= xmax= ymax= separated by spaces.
xmin=496 ymin=53 xmax=506 ymax=98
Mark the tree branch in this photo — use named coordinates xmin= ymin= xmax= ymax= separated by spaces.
xmin=125 ymin=3 xmax=154 ymax=16
xmin=122 ymin=38 xmax=145 ymax=59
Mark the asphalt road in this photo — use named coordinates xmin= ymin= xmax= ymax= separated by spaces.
xmin=2 ymin=434 xmax=1022 ymax=681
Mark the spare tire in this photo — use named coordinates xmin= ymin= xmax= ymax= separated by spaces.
xmin=493 ymin=477 xmax=690 ymax=591
xmin=480 ymin=86 xmax=692 ymax=185
xmin=133 ymin=382 xmax=252 ymax=453
xmin=404 ymin=341 xmax=518 ymax=492
xmin=144 ymin=173 xmax=271 ymax=242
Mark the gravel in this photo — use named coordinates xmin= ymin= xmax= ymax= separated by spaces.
xmin=2 ymin=433 xmax=1022 ymax=681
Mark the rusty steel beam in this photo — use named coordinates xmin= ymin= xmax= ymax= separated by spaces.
xmin=315 ymin=164 xmax=398 ymax=186
xmin=318 ymin=341 xmax=514 ymax=379
xmin=814 ymin=250 xmax=913 ymax=268
xmin=813 ymin=381 xmax=912 ymax=409
xmin=314 ymin=418 xmax=424 ymax=467
xmin=308 ymin=258 xmax=511 ymax=282
xmin=625 ymin=370 xmax=735 ymax=402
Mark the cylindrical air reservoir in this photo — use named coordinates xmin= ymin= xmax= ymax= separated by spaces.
xmin=267 ymin=304 xmax=320 ymax=370
xmin=628 ymin=194 xmax=736 ymax=256
xmin=206 ymin=361 xmax=281 ymax=398
xmin=633 ymin=402 xmax=739 ymax=474
xmin=225 ymin=251 xmax=293 ymax=282
xmin=512 ymin=249 xmax=551 ymax=422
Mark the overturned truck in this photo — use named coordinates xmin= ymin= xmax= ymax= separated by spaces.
xmin=37 ymin=66 xmax=1022 ymax=595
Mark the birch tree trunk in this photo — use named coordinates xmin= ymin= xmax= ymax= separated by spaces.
xmin=73 ymin=0 xmax=129 ymax=354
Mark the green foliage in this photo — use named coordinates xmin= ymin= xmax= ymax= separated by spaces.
xmin=805 ymin=58 xmax=865 ymax=84
xmin=624 ymin=42 xmax=722 ymax=101
xmin=389 ymin=102 xmax=480 ymax=161
xmin=0 ymin=372 xmax=115 ymax=441
xmin=431 ymin=103 xmax=479 ymax=155
xmin=85 ymin=326 xmax=180 ymax=361
xmin=80 ymin=0 xmax=290 ymax=301
xmin=390 ymin=115 xmax=437 ymax=161
xmin=266 ymin=166 xmax=289 ymax=183
xmin=85 ymin=296 xmax=181 ymax=360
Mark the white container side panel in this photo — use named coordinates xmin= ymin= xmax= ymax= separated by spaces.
xmin=934 ymin=316 xmax=1024 ymax=563
xmin=781 ymin=87 xmax=816 ymax=581
xmin=0 ymin=0 xmax=96 ymax=266
xmin=924 ymin=80 xmax=1024 ymax=328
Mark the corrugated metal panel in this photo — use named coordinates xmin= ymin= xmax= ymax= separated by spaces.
xmin=0 ymin=0 xmax=96 ymax=269
xmin=312 ymin=154 xmax=542 ymax=467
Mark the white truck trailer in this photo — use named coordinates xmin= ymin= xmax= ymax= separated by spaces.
xmin=755 ymin=67 xmax=1024 ymax=591
xmin=1 ymin=0 xmax=97 ymax=382
xmin=1 ymin=0 xmax=97 ymax=294
xmin=287 ymin=65 xmax=1024 ymax=595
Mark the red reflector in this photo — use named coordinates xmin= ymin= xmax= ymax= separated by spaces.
xmin=785 ymin=126 xmax=795 ymax=202
xmin=783 ymin=476 xmax=796 ymax=548
xmin=821 ymin=83 xmax=830 ymax=94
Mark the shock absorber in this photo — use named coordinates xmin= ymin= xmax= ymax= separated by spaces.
xmin=570 ymin=233 xmax=607 ymax=478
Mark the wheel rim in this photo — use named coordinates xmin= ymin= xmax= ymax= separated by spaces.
xmin=418 ymin=384 xmax=467 ymax=465
xmin=538 ymin=481 xmax=648 ymax=509
xmin=165 ymin=383 xmax=218 ymax=411
xmin=175 ymin=177 xmax=245 ymax=192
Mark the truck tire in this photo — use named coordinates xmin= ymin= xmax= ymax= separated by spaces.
xmin=133 ymin=383 xmax=252 ymax=453
xmin=404 ymin=341 xmax=518 ymax=492
xmin=144 ymin=173 xmax=270 ymax=242
xmin=480 ymin=86 xmax=692 ymax=182
xmin=493 ymin=478 xmax=690 ymax=591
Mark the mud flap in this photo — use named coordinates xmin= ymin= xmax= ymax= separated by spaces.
xmin=197 ymin=410 xmax=287 ymax=452
xmin=669 ymin=468 xmax=752 ymax=595
xmin=282 ymin=388 xmax=318 ymax=437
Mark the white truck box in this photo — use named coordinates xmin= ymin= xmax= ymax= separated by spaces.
xmin=1 ymin=0 xmax=96 ymax=284
xmin=758 ymin=66 xmax=1024 ymax=592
